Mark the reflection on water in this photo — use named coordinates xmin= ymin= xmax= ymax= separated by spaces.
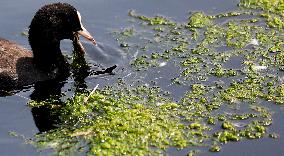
xmin=29 ymin=47 xmax=89 ymax=132
xmin=29 ymin=46 xmax=117 ymax=132
xmin=83 ymin=41 xmax=126 ymax=68
xmin=30 ymin=79 xmax=66 ymax=132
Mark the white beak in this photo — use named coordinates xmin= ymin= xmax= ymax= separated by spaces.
xmin=76 ymin=11 xmax=97 ymax=45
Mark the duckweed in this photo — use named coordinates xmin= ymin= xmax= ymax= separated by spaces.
xmin=131 ymin=55 xmax=151 ymax=70
xmin=207 ymin=117 xmax=216 ymax=125
xmin=239 ymin=0 xmax=284 ymax=16
xmin=187 ymin=150 xmax=200 ymax=156
xmin=240 ymin=0 xmax=284 ymax=28
xmin=188 ymin=12 xmax=212 ymax=28
xmin=209 ymin=145 xmax=221 ymax=152
xmin=215 ymin=130 xmax=240 ymax=143
xmin=129 ymin=10 xmax=176 ymax=26
xmin=120 ymin=27 xmax=135 ymax=37
xmin=231 ymin=114 xmax=257 ymax=120
xmin=240 ymin=122 xmax=267 ymax=139
xmin=226 ymin=22 xmax=252 ymax=48
xmin=30 ymin=87 xmax=188 ymax=155
xmin=222 ymin=121 xmax=236 ymax=131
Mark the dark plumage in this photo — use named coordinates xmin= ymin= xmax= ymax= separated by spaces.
xmin=0 ymin=3 xmax=97 ymax=90
xmin=29 ymin=3 xmax=83 ymax=72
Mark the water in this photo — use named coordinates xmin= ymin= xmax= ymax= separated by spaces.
xmin=1 ymin=0 xmax=284 ymax=155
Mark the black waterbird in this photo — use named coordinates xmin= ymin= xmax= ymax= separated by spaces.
xmin=0 ymin=3 xmax=97 ymax=90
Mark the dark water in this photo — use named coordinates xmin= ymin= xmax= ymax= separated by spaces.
xmin=1 ymin=0 xmax=284 ymax=155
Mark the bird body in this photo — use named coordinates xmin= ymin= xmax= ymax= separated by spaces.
xmin=0 ymin=38 xmax=47 ymax=90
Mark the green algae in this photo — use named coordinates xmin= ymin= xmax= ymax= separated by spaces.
xmin=27 ymin=79 xmax=275 ymax=155
xmin=120 ymin=27 xmax=136 ymax=37
xmin=214 ymin=130 xmax=240 ymax=143
xmin=131 ymin=55 xmax=151 ymax=70
xmin=207 ymin=117 xmax=216 ymax=125
xmin=239 ymin=121 xmax=267 ymax=139
xmin=209 ymin=144 xmax=221 ymax=152
xmin=18 ymin=1 xmax=284 ymax=155
xmin=188 ymin=12 xmax=212 ymax=28
xmin=129 ymin=10 xmax=176 ymax=26
xmin=211 ymin=65 xmax=237 ymax=77
xmin=226 ymin=22 xmax=252 ymax=48
xmin=30 ymin=86 xmax=188 ymax=155
xmin=239 ymin=0 xmax=284 ymax=16
xmin=187 ymin=150 xmax=200 ymax=156
xmin=222 ymin=121 xmax=237 ymax=131
xmin=231 ymin=113 xmax=257 ymax=120
xmin=240 ymin=0 xmax=284 ymax=28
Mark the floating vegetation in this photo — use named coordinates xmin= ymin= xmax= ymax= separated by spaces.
xmin=129 ymin=10 xmax=176 ymax=26
xmin=27 ymin=82 xmax=274 ymax=155
xmin=16 ymin=0 xmax=284 ymax=155
xmin=239 ymin=0 xmax=284 ymax=28
xmin=187 ymin=12 xmax=212 ymax=28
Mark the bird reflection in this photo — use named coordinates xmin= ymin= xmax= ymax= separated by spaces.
xmin=30 ymin=78 xmax=66 ymax=132
xmin=30 ymin=49 xmax=89 ymax=132
xmin=29 ymin=33 xmax=91 ymax=132
xmin=30 ymin=46 xmax=117 ymax=132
